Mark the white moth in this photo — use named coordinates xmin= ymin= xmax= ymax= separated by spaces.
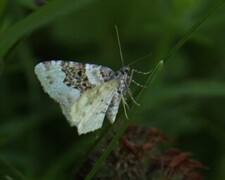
xmin=34 ymin=27 xmax=149 ymax=135
xmin=34 ymin=61 xmax=133 ymax=135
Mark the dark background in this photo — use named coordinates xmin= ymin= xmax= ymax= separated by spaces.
xmin=0 ymin=0 xmax=225 ymax=179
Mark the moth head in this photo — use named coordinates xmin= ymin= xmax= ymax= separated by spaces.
xmin=115 ymin=66 xmax=130 ymax=78
xmin=121 ymin=66 xmax=130 ymax=75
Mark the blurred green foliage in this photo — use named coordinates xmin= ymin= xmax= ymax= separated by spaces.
xmin=0 ymin=0 xmax=225 ymax=179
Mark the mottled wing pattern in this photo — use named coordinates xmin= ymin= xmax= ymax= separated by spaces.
xmin=34 ymin=60 xmax=114 ymax=124
xmin=70 ymin=79 xmax=120 ymax=135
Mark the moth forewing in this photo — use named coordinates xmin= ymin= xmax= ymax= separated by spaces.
xmin=34 ymin=61 xmax=81 ymax=107
xmin=34 ymin=60 xmax=135 ymax=135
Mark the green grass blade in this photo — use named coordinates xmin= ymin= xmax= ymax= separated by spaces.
xmin=164 ymin=0 xmax=225 ymax=63
xmin=85 ymin=61 xmax=164 ymax=180
xmin=68 ymin=127 xmax=110 ymax=178
xmin=0 ymin=0 xmax=99 ymax=59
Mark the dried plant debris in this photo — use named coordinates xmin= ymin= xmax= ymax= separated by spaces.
xmin=76 ymin=125 xmax=207 ymax=179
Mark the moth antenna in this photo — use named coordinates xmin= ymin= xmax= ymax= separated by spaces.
xmin=115 ymin=25 xmax=125 ymax=67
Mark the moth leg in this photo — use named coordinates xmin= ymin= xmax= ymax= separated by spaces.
xmin=131 ymin=79 xmax=147 ymax=88
xmin=130 ymin=69 xmax=151 ymax=88
xmin=126 ymin=88 xmax=140 ymax=106
xmin=121 ymin=95 xmax=129 ymax=119
xmin=132 ymin=69 xmax=152 ymax=75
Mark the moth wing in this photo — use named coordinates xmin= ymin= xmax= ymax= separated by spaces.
xmin=70 ymin=79 xmax=119 ymax=135
xmin=35 ymin=61 xmax=81 ymax=104
xmin=34 ymin=60 xmax=114 ymax=124
xmin=106 ymin=92 xmax=122 ymax=123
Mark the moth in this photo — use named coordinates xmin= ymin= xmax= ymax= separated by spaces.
xmin=34 ymin=61 xmax=143 ymax=134
xmin=34 ymin=27 xmax=149 ymax=135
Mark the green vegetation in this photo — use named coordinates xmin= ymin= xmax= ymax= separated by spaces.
xmin=0 ymin=0 xmax=225 ymax=179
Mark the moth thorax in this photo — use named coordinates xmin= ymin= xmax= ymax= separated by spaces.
xmin=115 ymin=66 xmax=130 ymax=94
